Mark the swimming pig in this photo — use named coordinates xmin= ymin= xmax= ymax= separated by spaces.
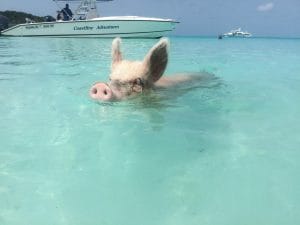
xmin=90 ymin=37 xmax=207 ymax=101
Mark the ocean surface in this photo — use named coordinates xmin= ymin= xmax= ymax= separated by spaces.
xmin=0 ymin=36 xmax=300 ymax=225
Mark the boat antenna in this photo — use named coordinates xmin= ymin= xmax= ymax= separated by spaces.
xmin=53 ymin=0 xmax=63 ymax=12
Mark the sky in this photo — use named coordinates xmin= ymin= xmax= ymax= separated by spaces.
xmin=0 ymin=0 xmax=300 ymax=37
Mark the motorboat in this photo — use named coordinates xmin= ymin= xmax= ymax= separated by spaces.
xmin=222 ymin=28 xmax=252 ymax=38
xmin=0 ymin=0 xmax=178 ymax=38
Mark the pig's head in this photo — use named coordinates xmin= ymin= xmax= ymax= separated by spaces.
xmin=90 ymin=37 xmax=169 ymax=101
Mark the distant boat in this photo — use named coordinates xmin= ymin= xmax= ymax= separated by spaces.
xmin=221 ymin=28 xmax=252 ymax=38
xmin=0 ymin=0 xmax=178 ymax=38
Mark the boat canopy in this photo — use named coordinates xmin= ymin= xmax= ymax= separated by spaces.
xmin=53 ymin=0 xmax=113 ymax=20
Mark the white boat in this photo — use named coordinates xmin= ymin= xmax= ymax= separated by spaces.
xmin=222 ymin=28 xmax=252 ymax=38
xmin=0 ymin=0 xmax=178 ymax=38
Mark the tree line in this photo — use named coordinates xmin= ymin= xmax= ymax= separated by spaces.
xmin=0 ymin=10 xmax=45 ymax=26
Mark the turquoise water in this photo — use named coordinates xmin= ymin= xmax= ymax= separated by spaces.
xmin=1 ymin=36 xmax=300 ymax=225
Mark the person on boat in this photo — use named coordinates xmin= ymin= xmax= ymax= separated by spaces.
xmin=62 ymin=4 xmax=73 ymax=21
xmin=56 ymin=10 xmax=64 ymax=21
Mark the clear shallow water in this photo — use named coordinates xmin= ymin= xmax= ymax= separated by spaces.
xmin=0 ymin=36 xmax=300 ymax=225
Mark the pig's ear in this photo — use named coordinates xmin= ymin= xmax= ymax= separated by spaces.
xmin=143 ymin=38 xmax=169 ymax=83
xmin=111 ymin=37 xmax=122 ymax=69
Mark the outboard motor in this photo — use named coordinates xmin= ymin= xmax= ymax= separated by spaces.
xmin=0 ymin=15 xmax=9 ymax=32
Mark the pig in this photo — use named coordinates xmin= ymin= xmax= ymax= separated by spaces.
xmin=90 ymin=37 xmax=213 ymax=101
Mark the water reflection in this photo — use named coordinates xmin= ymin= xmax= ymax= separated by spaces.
xmin=48 ymin=38 xmax=111 ymax=62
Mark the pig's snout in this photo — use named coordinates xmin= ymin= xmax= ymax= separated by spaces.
xmin=90 ymin=83 xmax=113 ymax=101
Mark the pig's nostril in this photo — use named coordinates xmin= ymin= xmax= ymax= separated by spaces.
xmin=104 ymin=90 xmax=108 ymax=95
xmin=92 ymin=88 xmax=97 ymax=94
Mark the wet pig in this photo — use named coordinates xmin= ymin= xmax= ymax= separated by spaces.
xmin=90 ymin=37 xmax=206 ymax=101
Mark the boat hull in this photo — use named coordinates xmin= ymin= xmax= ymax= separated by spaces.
xmin=223 ymin=34 xmax=252 ymax=38
xmin=1 ymin=18 xmax=178 ymax=38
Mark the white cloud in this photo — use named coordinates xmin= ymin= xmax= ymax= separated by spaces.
xmin=257 ymin=2 xmax=274 ymax=12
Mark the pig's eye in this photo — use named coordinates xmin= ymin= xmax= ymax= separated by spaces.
xmin=133 ymin=78 xmax=144 ymax=87
xmin=131 ymin=78 xmax=144 ymax=93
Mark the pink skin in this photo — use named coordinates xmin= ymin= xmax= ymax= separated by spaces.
xmin=90 ymin=83 xmax=113 ymax=101
xmin=90 ymin=81 xmax=127 ymax=101
xmin=89 ymin=38 xmax=198 ymax=102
